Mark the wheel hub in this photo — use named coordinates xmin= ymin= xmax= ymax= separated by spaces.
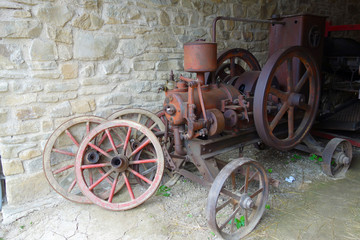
xmin=85 ymin=150 xmax=100 ymax=164
xmin=240 ymin=194 xmax=255 ymax=209
xmin=289 ymin=92 xmax=305 ymax=107
xmin=111 ymin=155 xmax=129 ymax=172
xmin=334 ymin=152 xmax=350 ymax=165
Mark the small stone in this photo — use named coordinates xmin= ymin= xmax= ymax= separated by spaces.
xmin=30 ymin=39 xmax=57 ymax=61
xmin=0 ymin=44 xmax=24 ymax=69
xmin=80 ymin=63 xmax=95 ymax=77
xmin=61 ymin=63 xmax=78 ymax=79
xmin=80 ymin=77 xmax=108 ymax=86
xmin=156 ymin=60 xmax=182 ymax=71
xmin=45 ymin=82 xmax=79 ymax=92
xmin=42 ymin=120 xmax=53 ymax=132
xmin=117 ymin=38 xmax=147 ymax=58
xmin=36 ymin=4 xmax=73 ymax=27
xmin=97 ymin=93 xmax=131 ymax=107
xmin=2 ymin=160 xmax=24 ymax=176
xmin=58 ymin=44 xmax=72 ymax=61
xmin=0 ymin=20 xmax=42 ymax=38
xmin=134 ymin=61 xmax=154 ymax=71
xmin=144 ymin=33 xmax=177 ymax=48
xmin=159 ymin=11 xmax=170 ymax=26
xmin=16 ymin=106 xmax=44 ymax=120
xmin=32 ymin=71 xmax=61 ymax=79
xmin=73 ymin=13 xmax=104 ymax=31
xmin=70 ymin=99 xmax=95 ymax=113
xmin=13 ymin=10 xmax=31 ymax=18
xmin=0 ymin=82 xmax=9 ymax=92
xmin=47 ymin=26 xmax=73 ymax=44
xmin=19 ymin=148 xmax=41 ymax=160
xmin=4 ymin=93 xmax=37 ymax=106
xmin=50 ymin=101 xmax=72 ymax=117
xmin=0 ymin=109 xmax=8 ymax=123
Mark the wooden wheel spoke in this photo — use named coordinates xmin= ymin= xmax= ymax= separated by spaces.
xmin=270 ymin=102 xmax=289 ymax=131
xmin=108 ymin=172 xmax=120 ymax=203
xmin=240 ymin=170 xmax=259 ymax=193
xmin=123 ymin=172 xmax=135 ymax=200
xmin=81 ymin=163 xmax=111 ymax=169
xmin=287 ymin=58 xmax=293 ymax=91
xmin=65 ymin=130 xmax=80 ymax=147
xmin=53 ymin=164 xmax=74 ymax=174
xmin=139 ymin=165 xmax=157 ymax=176
xmin=244 ymin=166 xmax=250 ymax=193
xmin=52 ymin=148 xmax=75 ymax=157
xmin=216 ymin=198 xmax=232 ymax=213
xmin=128 ymin=168 xmax=153 ymax=184
xmin=250 ymin=187 xmax=264 ymax=199
xmin=67 ymin=179 xmax=77 ymax=193
xmin=298 ymin=102 xmax=310 ymax=111
xmin=129 ymin=159 xmax=158 ymax=164
xmin=106 ymin=143 xmax=124 ymax=153
xmin=230 ymin=57 xmax=235 ymax=76
xmin=106 ymin=129 xmax=118 ymax=155
xmin=220 ymin=188 xmax=241 ymax=201
xmin=269 ymin=87 xmax=287 ymax=101
xmin=219 ymin=205 xmax=242 ymax=230
xmin=123 ymin=127 xmax=132 ymax=151
xmin=88 ymin=169 xmax=114 ymax=191
xmin=143 ymin=149 xmax=156 ymax=158
xmin=88 ymin=143 xmax=112 ymax=159
xmin=129 ymin=139 xmax=151 ymax=158
xmin=97 ymin=133 xmax=107 ymax=147
xmin=295 ymin=69 xmax=310 ymax=92
xmin=288 ymin=106 xmax=294 ymax=138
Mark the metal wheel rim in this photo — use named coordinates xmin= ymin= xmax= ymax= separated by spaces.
xmin=43 ymin=116 xmax=106 ymax=204
xmin=254 ymin=46 xmax=320 ymax=150
xmin=75 ymin=120 xmax=164 ymax=211
xmin=322 ymin=138 xmax=352 ymax=178
xmin=206 ymin=158 xmax=269 ymax=239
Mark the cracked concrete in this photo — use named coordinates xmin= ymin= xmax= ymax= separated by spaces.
xmin=0 ymin=146 xmax=359 ymax=240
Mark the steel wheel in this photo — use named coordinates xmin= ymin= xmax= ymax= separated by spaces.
xmin=75 ymin=120 xmax=164 ymax=210
xmin=43 ymin=116 xmax=106 ymax=203
xmin=206 ymin=158 xmax=269 ymax=240
xmin=322 ymin=138 xmax=352 ymax=178
xmin=254 ymin=46 xmax=320 ymax=150
xmin=212 ymin=48 xmax=261 ymax=85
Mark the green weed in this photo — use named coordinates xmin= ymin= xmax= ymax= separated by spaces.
xmin=156 ymin=185 xmax=171 ymax=197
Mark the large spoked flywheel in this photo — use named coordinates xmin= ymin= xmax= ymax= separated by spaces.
xmin=254 ymin=46 xmax=320 ymax=151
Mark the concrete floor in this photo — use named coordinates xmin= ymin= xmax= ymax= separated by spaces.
xmin=0 ymin=149 xmax=359 ymax=240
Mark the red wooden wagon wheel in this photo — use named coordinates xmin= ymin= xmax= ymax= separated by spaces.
xmin=206 ymin=158 xmax=269 ymax=239
xmin=254 ymin=46 xmax=320 ymax=150
xmin=75 ymin=120 xmax=164 ymax=210
xmin=43 ymin=116 xmax=105 ymax=204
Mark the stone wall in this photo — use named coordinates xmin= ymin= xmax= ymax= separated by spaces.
xmin=0 ymin=0 xmax=359 ymax=207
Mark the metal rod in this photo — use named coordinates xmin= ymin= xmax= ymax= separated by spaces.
xmin=212 ymin=16 xmax=285 ymax=42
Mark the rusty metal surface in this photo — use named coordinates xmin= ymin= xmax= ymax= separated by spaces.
xmin=184 ymin=41 xmax=217 ymax=73
xmin=254 ymin=46 xmax=321 ymax=151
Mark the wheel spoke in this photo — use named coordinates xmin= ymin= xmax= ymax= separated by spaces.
xmin=219 ymin=205 xmax=241 ymax=230
xmin=129 ymin=159 xmax=158 ymax=164
xmin=298 ymin=102 xmax=310 ymax=111
xmin=269 ymin=87 xmax=288 ymax=101
xmin=53 ymin=164 xmax=74 ymax=174
xmin=216 ymin=198 xmax=232 ymax=213
xmin=143 ymin=149 xmax=156 ymax=158
xmin=244 ymin=165 xmax=250 ymax=193
xmin=65 ymin=130 xmax=80 ymax=147
xmin=239 ymin=170 xmax=259 ymax=193
xmin=81 ymin=163 xmax=111 ymax=169
xmin=288 ymin=106 xmax=294 ymax=138
xmin=230 ymin=57 xmax=235 ymax=77
xmin=106 ymin=129 xmax=118 ymax=155
xmin=89 ymin=169 xmax=93 ymax=185
xmin=97 ymin=133 xmax=107 ymax=147
xmin=123 ymin=172 xmax=135 ymax=200
xmin=67 ymin=179 xmax=77 ymax=193
xmin=108 ymin=172 xmax=120 ymax=203
xmin=123 ymin=127 xmax=132 ymax=151
xmin=231 ymin=172 xmax=236 ymax=191
xmin=295 ymin=69 xmax=310 ymax=92
xmin=139 ymin=165 xmax=157 ymax=176
xmin=250 ymin=187 xmax=264 ymax=198
xmin=128 ymin=168 xmax=153 ymax=184
xmin=220 ymin=188 xmax=241 ymax=201
xmin=98 ymin=168 xmax=113 ymax=185
xmin=88 ymin=169 xmax=114 ymax=191
xmin=88 ymin=142 xmax=112 ymax=159
xmin=129 ymin=139 xmax=151 ymax=158
xmin=287 ymin=58 xmax=293 ymax=92
xmin=270 ymin=102 xmax=289 ymax=132
xmin=52 ymin=148 xmax=75 ymax=157
xmin=138 ymin=122 xmax=158 ymax=140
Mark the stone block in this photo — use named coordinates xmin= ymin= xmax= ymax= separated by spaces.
xmin=97 ymin=93 xmax=131 ymax=107
xmin=45 ymin=82 xmax=79 ymax=92
xmin=59 ymin=92 xmax=78 ymax=101
xmin=6 ymin=172 xmax=51 ymax=205
xmin=0 ymin=121 xmax=40 ymax=137
xmin=47 ymin=26 xmax=73 ymax=44
xmin=0 ymin=82 xmax=8 ymax=92
xmin=117 ymin=38 xmax=147 ymax=58
xmin=0 ymin=44 xmax=24 ymax=70
xmin=32 ymin=71 xmax=61 ymax=79
xmin=13 ymin=10 xmax=31 ymax=18
xmin=73 ymin=13 xmax=104 ymax=31
xmin=41 ymin=120 xmax=53 ymax=132
xmin=0 ymin=109 xmax=8 ymax=123
xmin=61 ymin=62 xmax=78 ymax=79
xmin=4 ymin=93 xmax=37 ymax=106
xmin=144 ymin=33 xmax=177 ymax=48
xmin=2 ymin=160 xmax=24 ymax=176
xmin=134 ymin=61 xmax=155 ymax=71
xmin=30 ymin=39 xmax=57 ymax=61
xmin=156 ymin=59 xmax=182 ymax=71
xmin=104 ymin=4 xmax=141 ymax=24
xmin=19 ymin=148 xmax=41 ymax=160
xmin=80 ymin=77 xmax=108 ymax=86
xmin=74 ymin=31 xmax=118 ymax=60
xmin=80 ymin=64 xmax=95 ymax=77
xmin=0 ymin=20 xmax=41 ymax=38
xmin=57 ymin=44 xmax=72 ymax=61
xmin=70 ymin=99 xmax=95 ymax=113
xmin=37 ymin=94 xmax=59 ymax=103
xmin=50 ymin=101 xmax=72 ymax=117
xmin=36 ymin=4 xmax=73 ymax=27
xmin=16 ymin=106 xmax=44 ymax=120
xmin=79 ymin=85 xmax=116 ymax=95
xmin=30 ymin=61 xmax=57 ymax=70
xmin=159 ymin=11 xmax=170 ymax=26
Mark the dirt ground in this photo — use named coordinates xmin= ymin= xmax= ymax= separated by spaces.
xmin=0 ymin=143 xmax=359 ymax=240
